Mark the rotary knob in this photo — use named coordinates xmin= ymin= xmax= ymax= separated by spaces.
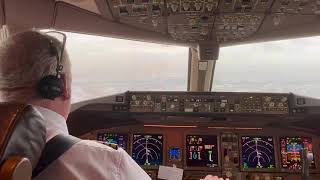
xmin=265 ymin=96 xmax=271 ymax=102
xmin=269 ymin=102 xmax=275 ymax=107
xmin=220 ymin=102 xmax=226 ymax=108
xmin=171 ymin=3 xmax=179 ymax=12
xmin=182 ymin=2 xmax=190 ymax=11
xmin=206 ymin=3 xmax=214 ymax=11
xmin=194 ymin=3 xmax=201 ymax=11
xmin=281 ymin=97 xmax=288 ymax=102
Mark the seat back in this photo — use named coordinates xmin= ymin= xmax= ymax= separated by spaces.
xmin=0 ymin=103 xmax=46 ymax=180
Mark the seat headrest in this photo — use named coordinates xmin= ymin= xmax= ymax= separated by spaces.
xmin=0 ymin=103 xmax=46 ymax=169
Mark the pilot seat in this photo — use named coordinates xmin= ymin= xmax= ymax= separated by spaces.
xmin=0 ymin=103 xmax=46 ymax=180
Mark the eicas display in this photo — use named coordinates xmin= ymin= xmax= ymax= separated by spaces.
xmin=97 ymin=133 xmax=128 ymax=150
xmin=241 ymin=136 xmax=276 ymax=169
xmin=280 ymin=137 xmax=315 ymax=170
xmin=132 ymin=134 xmax=163 ymax=166
xmin=186 ymin=135 xmax=218 ymax=168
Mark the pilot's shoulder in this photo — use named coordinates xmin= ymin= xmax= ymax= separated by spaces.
xmin=74 ymin=139 xmax=120 ymax=152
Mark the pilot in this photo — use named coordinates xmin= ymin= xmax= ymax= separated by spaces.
xmin=0 ymin=30 xmax=228 ymax=180
xmin=0 ymin=31 xmax=152 ymax=180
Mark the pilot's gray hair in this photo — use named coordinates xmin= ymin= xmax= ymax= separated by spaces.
xmin=0 ymin=30 xmax=71 ymax=102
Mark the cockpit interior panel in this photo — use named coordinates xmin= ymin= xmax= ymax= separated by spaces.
xmin=69 ymin=91 xmax=320 ymax=180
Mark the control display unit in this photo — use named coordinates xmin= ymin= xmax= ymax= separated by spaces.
xmin=132 ymin=134 xmax=164 ymax=166
xmin=97 ymin=133 xmax=128 ymax=150
xmin=280 ymin=137 xmax=315 ymax=170
xmin=241 ymin=136 xmax=276 ymax=169
xmin=186 ymin=135 xmax=219 ymax=168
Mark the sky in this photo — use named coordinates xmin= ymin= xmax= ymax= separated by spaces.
xmin=64 ymin=32 xmax=320 ymax=103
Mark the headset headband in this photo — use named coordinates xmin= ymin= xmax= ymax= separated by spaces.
xmin=45 ymin=31 xmax=67 ymax=79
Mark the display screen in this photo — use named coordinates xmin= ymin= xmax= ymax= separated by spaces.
xmin=186 ymin=135 xmax=219 ymax=168
xmin=132 ymin=134 xmax=163 ymax=166
xmin=169 ymin=147 xmax=181 ymax=161
xmin=280 ymin=137 xmax=315 ymax=170
xmin=241 ymin=136 xmax=276 ymax=169
xmin=97 ymin=133 xmax=128 ymax=150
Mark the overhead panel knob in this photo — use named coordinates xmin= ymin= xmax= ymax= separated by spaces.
xmin=195 ymin=3 xmax=202 ymax=11
xmin=171 ymin=3 xmax=179 ymax=12
xmin=183 ymin=2 xmax=190 ymax=11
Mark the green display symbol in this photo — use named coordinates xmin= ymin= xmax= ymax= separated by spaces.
xmin=243 ymin=162 xmax=248 ymax=169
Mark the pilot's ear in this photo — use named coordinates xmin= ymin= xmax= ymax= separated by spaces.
xmin=61 ymin=74 xmax=71 ymax=99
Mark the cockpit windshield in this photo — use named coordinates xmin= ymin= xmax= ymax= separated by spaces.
xmin=214 ymin=36 xmax=320 ymax=98
xmin=64 ymin=32 xmax=320 ymax=103
xmin=64 ymin=32 xmax=188 ymax=103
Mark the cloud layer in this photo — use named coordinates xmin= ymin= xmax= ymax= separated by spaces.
xmin=64 ymin=32 xmax=320 ymax=103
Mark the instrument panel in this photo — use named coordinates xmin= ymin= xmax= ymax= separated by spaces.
xmin=72 ymin=91 xmax=320 ymax=179
xmin=81 ymin=126 xmax=320 ymax=180
xmin=128 ymin=92 xmax=290 ymax=114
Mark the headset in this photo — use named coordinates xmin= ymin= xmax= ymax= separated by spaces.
xmin=37 ymin=31 xmax=67 ymax=100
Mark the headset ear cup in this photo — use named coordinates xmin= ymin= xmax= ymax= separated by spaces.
xmin=37 ymin=75 xmax=64 ymax=100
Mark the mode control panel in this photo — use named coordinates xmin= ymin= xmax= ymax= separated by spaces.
xmin=128 ymin=92 xmax=290 ymax=115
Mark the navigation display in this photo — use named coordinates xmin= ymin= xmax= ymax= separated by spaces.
xmin=280 ymin=137 xmax=315 ymax=170
xmin=241 ymin=136 xmax=276 ymax=169
xmin=186 ymin=135 xmax=219 ymax=168
xmin=97 ymin=133 xmax=128 ymax=150
xmin=132 ymin=134 xmax=163 ymax=166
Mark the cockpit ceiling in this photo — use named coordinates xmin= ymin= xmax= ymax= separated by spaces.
xmin=3 ymin=0 xmax=320 ymax=46
xmin=57 ymin=0 xmax=101 ymax=15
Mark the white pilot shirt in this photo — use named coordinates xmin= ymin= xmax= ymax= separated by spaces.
xmin=33 ymin=106 xmax=152 ymax=180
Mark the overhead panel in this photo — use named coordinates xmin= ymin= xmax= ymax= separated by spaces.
xmin=271 ymin=0 xmax=319 ymax=14
xmin=215 ymin=14 xmax=264 ymax=42
xmin=109 ymin=0 xmax=167 ymax=33
xmin=215 ymin=0 xmax=271 ymax=43
xmin=166 ymin=0 xmax=218 ymax=42
xmin=52 ymin=0 xmax=320 ymax=46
